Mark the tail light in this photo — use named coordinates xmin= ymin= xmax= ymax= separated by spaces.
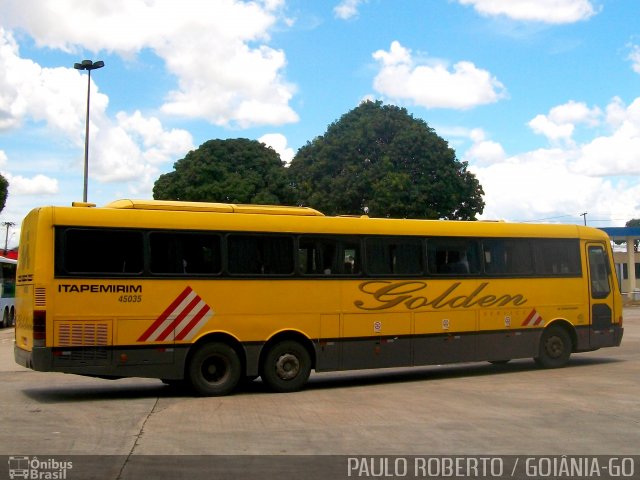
xmin=33 ymin=310 xmax=46 ymax=347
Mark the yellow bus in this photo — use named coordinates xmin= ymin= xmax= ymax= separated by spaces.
xmin=15 ymin=199 xmax=623 ymax=396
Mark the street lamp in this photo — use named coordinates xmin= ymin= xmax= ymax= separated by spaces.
xmin=74 ymin=59 xmax=105 ymax=203
xmin=2 ymin=222 xmax=14 ymax=255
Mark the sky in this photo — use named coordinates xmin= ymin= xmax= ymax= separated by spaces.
xmin=1 ymin=0 xmax=640 ymax=248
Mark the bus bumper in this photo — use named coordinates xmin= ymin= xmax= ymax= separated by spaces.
xmin=14 ymin=345 xmax=53 ymax=371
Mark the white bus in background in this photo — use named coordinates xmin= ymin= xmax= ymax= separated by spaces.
xmin=0 ymin=256 xmax=16 ymax=328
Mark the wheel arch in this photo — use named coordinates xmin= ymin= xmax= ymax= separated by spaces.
xmin=260 ymin=330 xmax=316 ymax=371
xmin=184 ymin=331 xmax=247 ymax=378
xmin=545 ymin=318 xmax=578 ymax=352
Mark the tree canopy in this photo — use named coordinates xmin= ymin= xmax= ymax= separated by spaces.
xmin=0 ymin=174 xmax=8 ymax=214
xmin=153 ymin=138 xmax=294 ymax=205
xmin=288 ymin=100 xmax=484 ymax=219
xmin=153 ymin=102 xmax=485 ymax=220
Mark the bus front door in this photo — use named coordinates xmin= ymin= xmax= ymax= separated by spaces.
xmin=586 ymin=243 xmax=616 ymax=348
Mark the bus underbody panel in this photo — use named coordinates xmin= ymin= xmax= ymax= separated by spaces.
xmin=15 ymin=324 xmax=623 ymax=381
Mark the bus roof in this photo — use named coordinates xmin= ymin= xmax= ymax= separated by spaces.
xmin=104 ymin=199 xmax=324 ymax=216
xmin=31 ymin=199 xmax=609 ymax=241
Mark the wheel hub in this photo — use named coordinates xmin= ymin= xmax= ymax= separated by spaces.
xmin=275 ymin=353 xmax=300 ymax=380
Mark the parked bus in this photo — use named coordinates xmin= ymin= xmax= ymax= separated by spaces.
xmin=0 ymin=256 xmax=16 ymax=328
xmin=15 ymin=200 xmax=623 ymax=395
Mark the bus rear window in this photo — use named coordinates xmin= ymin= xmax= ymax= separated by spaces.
xmin=57 ymin=228 xmax=144 ymax=275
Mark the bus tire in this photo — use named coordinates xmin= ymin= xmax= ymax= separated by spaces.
xmin=1 ymin=309 xmax=7 ymax=328
xmin=261 ymin=340 xmax=311 ymax=393
xmin=534 ymin=325 xmax=572 ymax=368
xmin=187 ymin=342 xmax=241 ymax=396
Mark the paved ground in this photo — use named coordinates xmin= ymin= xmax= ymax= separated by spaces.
xmin=0 ymin=309 xmax=638 ymax=478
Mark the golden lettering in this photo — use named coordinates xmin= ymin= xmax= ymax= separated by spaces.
xmin=354 ymin=280 xmax=528 ymax=311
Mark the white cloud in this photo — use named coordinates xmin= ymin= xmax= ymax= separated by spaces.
xmin=528 ymin=114 xmax=575 ymax=143
xmin=465 ymin=97 xmax=640 ymax=223
xmin=0 ymin=0 xmax=298 ymax=128
xmin=547 ymin=100 xmax=601 ymax=126
xmin=3 ymin=172 xmax=58 ymax=195
xmin=606 ymin=96 xmax=627 ymax=128
xmin=471 ymin=148 xmax=640 ymax=223
xmin=372 ymin=41 xmax=507 ymax=110
xmin=0 ymin=27 xmax=99 ymax=141
xmin=115 ymin=111 xmax=194 ymax=166
xmin=259 ymin=133 xmax=295 ymax=165
xmin=463 ymin=129 xmax=506 ymax=166
xmin=90 ymin=111 xmax=194 ymax=192
xmin=572 ymin=98 xmax=640 ymax=176
xmin=334 ymin=0 xmax=366 ymax=20
xmin=629 ymin=44 xmax=640 ymax=75
xmin=528 ymin=100 xmax=601 ymax=144
xmin=0 ymin=27 xmax=194 ymax=197
xmin=457 ymin=0 xmax=598 ymax=24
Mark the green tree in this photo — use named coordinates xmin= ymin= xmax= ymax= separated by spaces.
xmin=153 ymin=139 xmax=294 ymax=204
xmin=288 ymin=100 xmax=484 ymax=219
xmin=0 ymin=174 xmax=8 ymax=213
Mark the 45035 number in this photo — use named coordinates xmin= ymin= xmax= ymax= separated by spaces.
xmin=119 ymin=295 xmax=142 ymax=303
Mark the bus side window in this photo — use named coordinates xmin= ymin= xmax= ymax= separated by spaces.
xmin=534 ymin=239 xmax=581 ymax=275
xmin=150 ymin=232 xmax=221 ymax=275
xmin=427 ymin=238 xmax=480 ymax=275
xmin=227 ymin=234 xmax=294 ymax=275
xmin=483 ymin=239 xmax=533 ymax=275
xmin=58 ymin=228 xmax=144 ymax=275
xmin=299 ymin=237 xmax=360 ymax=275
xmin=365 ymin=237 xmax=423 ymax=275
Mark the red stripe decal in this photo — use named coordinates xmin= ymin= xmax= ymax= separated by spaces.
xmin=523 ymin=309 xmax=536 ymax=326
xmin=175 ymin=304 xmax=211 ymax=341
xmin=156 ymin=295 xmax=201 ymax=341
xmin=137 ymin=286 xmax=193 ymax=342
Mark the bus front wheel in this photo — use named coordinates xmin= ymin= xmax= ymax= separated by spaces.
xmin=261 ymin=340 xmax=311 ymax=393
xmin=187 ymin=342 xmax=241 ymax=396
xmin=534 ymin=325 xmax=572 ymax=368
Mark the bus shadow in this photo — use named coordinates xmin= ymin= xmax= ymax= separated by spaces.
xmin=21 ymin=356 xmax=623 ymax=402
xmin=297 ymin=356 xmax=624 ymax=393
xmin=21 ymin=381 xmax=183 ymax=403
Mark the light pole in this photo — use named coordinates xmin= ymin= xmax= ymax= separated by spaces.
xmin=580 ymin=212 xmax=588 ymax=226
xmin=2 ymin=222 xmax=14 ymax=255
xmin=74 ymin=59 xmax=105 ymax=203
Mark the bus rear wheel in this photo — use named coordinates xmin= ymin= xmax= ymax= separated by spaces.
xmin=534 ymin=325 xmax=571 ymax=368
xmin=187 ymin=343 xmax=241 ymax=396
xmin=261 ymin=340 xmax=311 ymax=393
